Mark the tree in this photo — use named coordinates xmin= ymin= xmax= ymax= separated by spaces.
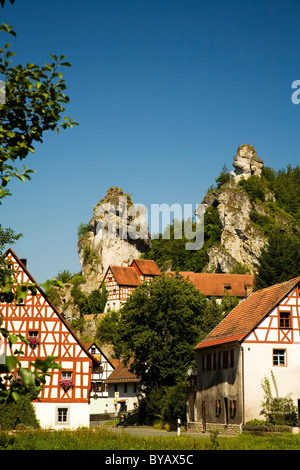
xmin=215 ymin=164 xmax=230 ymax=188
xmin=0 ymin=23 xmax=78 ymax=201
xmin=255 ymin=228 xmax=300 ymax=290
xmin=0 ymin=19 xmax=77 ymax=402
xmin=114 ymin=274 xmax=208 ymax=393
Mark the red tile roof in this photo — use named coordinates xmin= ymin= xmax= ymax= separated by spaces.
xmin=131 ymin=259 xmax=161 ymax=276
xmin=168 ymin=272 xmax=254 ymax=297
xmin=195 ymin=276 xmax=300 ymax=350
xmin=109 ymin=266 xmax=141 ymax=287
xmin=105 ymin=359 xmax=139 ymax=383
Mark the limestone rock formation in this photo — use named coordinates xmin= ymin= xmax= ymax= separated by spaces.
xmin=196 ymin=144 xmax=267 ymax=273
xmin=200 ymin=185 xmax=267 ymax=273
xmin=77 ymin=187 xmax=151 ymax=293
xmin=233 ymin=144 xmax=264 ymax=182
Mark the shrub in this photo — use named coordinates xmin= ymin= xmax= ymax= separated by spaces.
xmin=238 ymin=175 xmax=266 ymax=202
xmin=260 ymin=371 xmax=298 ymax=427
xmin=0 ymin=395 xmax=40 ymax=431
xmin=161 ymin=382 xmax=187 ymax=428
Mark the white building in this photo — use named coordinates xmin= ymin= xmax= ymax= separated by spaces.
xmin=188 ymin=275 xmax=300 ymax=434
xmin=1 ymin=249 xmax=98 ymax=429
xmin=105 ymin=359 xmax=140 ymax=415
xmin=84 ymin=342 xmax=120 ymax=415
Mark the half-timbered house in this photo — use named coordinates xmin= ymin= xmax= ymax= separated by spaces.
xmin=130 ymin=259 xmax=161 ymax=282
xmin=0 ymin=249 xmax=99 ymax=429
xmin=188 ymin=276 xmax=300 ymax=435
xmin=105 ymin=359 xmax=140 ymax=415
xmin=102 ymin=265 xmax=141 ymax=312
xmin=84 ymin=342 xmax=120 ymax=415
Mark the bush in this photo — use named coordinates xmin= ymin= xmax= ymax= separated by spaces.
xmin=260 ymin=372 xmax=298 ymax=427
xmin=238 ymin=175 xmax=266 ymax=202
xmin=161 ymin=382 xmax=187 ymax=428
xmin=0 ymin=395 xmax=40 ymax=431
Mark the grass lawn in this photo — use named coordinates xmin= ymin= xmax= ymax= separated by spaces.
xmin=1 ymin=427 xmax=300 ymax=450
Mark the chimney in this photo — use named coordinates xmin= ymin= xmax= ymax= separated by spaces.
xmin=20 ymin=258 xmax=27 ymax=267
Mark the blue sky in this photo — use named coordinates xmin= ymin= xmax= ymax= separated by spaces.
xmin=1 ymin=0 xmax=300 ymax=283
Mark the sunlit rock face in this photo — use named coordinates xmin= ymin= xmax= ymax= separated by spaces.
xmin=233 ymin=144 xmax=264 ymax=182
xmin=77 ymin=187 xmax=151 ymax=293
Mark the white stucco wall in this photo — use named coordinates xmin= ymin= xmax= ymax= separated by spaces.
xmin=34 ymin=402 xmax=90 ymax=429
xmin=243 ymin=342 xmax=300 ymax=421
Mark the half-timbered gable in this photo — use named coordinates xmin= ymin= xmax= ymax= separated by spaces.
xmin=189 ymin=276 xmax=300 ymax=435
xmin=0 ymin=248 xmax=98 ymax=429
xmin=84 ymin=342 xmax=120 ymax=415
xmin=105 ymin=359 xmax=140 ymax=415
xmin=130 ymin=259 xmax=161 ymax=282
xmin=102 ymin=265 xmax=141 ymax=311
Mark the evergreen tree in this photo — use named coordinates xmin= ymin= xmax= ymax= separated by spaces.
xmin=255 ymin=228 xmax=300 ymax=290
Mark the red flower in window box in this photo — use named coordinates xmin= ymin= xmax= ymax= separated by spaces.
xmin=27 ymin=337 xmax=40 ymax=349
xmin=59 ymin=379 xmax=74 ymax=392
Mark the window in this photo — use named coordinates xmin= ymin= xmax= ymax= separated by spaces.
xmin=273 ymin=349 xmax=286 ymax=366
xmin=279 ymin=311 xmax=291 ymax=329
xmin=61 ymin=370 xmax=73 ymax=380
xmin=28 ymin=330 xmax=39 ymax=339
xmin=215 ymin=399 xmax=221 ymax=417
xmin=229 ymin=400 xmax=237 ymax=419
xmin=56 ymin=407 xmax=69 ymax=424
xmin=124 ymin=383 xmax=128 ymax=393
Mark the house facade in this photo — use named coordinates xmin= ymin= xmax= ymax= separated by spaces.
xmin=105 ymin=359 xmax=140 ymax=415
xmin=102 ymin=259 xmax=252 ymax=312
xmin=0 ymin=249 xmax=98 ymax=429
xmin=102 ymin=259 xmax=161 ymax=312
xmin=188 ymin=276 xmax=300 ymax=435
xmin=85 ymin=342 xmax=119 ymax=415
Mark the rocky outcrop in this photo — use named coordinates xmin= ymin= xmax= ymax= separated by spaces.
xmin=77 ymin=187 xmax=151 ymax=293
xmin=233 ymin=144 xmax=264 ymax=182
xmin=196 ymin=144 xmax=267 ymax=274
xmin=200 ymin=184 xmax=267 ymax=273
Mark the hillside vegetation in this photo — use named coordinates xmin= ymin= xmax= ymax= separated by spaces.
xmin=143 ymin=164 xmax=300 ymax=288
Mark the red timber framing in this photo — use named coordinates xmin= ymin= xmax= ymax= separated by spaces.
xmin=244 ymin=283 xmax=300 ymax=345
xmin=103 ymin=266 xmax=141 ymax=308
xmin=0 ymin=248 xmax=99 ymax=405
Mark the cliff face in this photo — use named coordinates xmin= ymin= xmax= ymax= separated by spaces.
xmin=77 ymin=187 xmax=151 ymax=293
xmin=197 ymin=144 xmax=267 ymax=274
xmin=200 ymin=183 xmax=267 ymax=273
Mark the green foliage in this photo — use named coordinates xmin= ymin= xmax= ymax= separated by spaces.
xmin=82 ymin=244 xmax=98 ymax=265
xmin=114 ymin=274 xmax=219 ymax=392
xmin=56 ymin=269 xmax=73 ymax=283
xmin=161 ymin=382 xmax=187 ymax=427
xmin=254 ymin=228 xmax=300 ymax=289
xmin=238 ymin=175 xmax=266 ymax=202
xmin=1 ymin=426 xmax=300 ymax=450
xmin=97 ymin=310 xmax=120 ymax=345
xmin=0 ymin=394 xmax=40 ymax=430
xmin=77 ymin=223 xmax=91 ymax=239
xmin=215 ymin=164 xmax=230 ymax=188
xmin=143 ymin=207 xmax=221 ymax=272
xmin=260 ymin=371 xmax=298 ymax=426
xmin=0 ymin=23 xmax=78 ymax=202
xmin=262 ymin=164 xmax=300 ymax=221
